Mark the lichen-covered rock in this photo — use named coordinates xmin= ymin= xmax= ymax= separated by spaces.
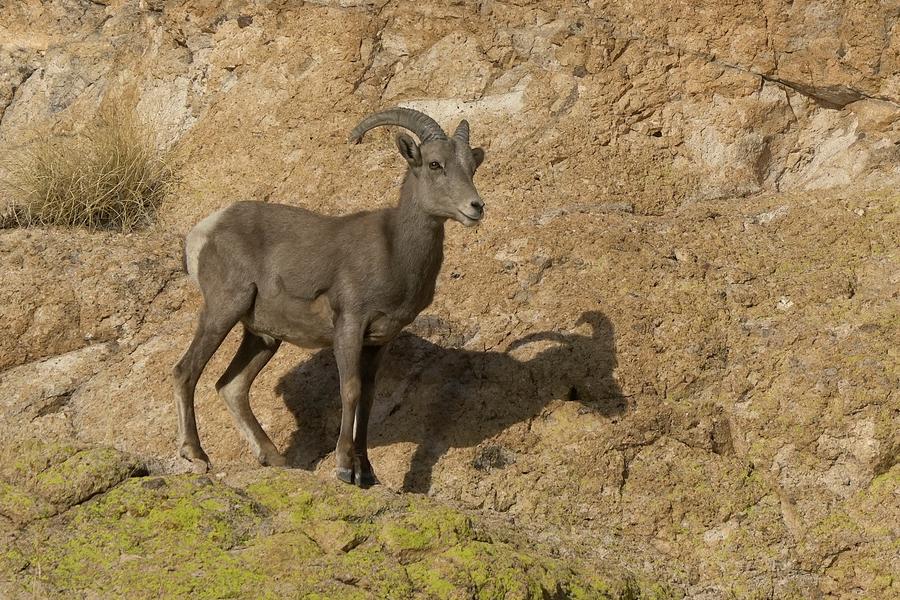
xmin=0 ymin=437 xmax=143 ymax=526
xmin=32 ymin=447 xmax=145 ymax=507
xmin=3 ymin=468 xmax=652 ymax=599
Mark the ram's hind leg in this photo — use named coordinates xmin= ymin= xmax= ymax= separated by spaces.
xmin=173 ymin=285 xmax=256 ymax=473
xmin=216 ymin=327 xmax=285 ymax=467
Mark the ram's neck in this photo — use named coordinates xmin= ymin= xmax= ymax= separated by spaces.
xmin=390 ymin=173 xmax=445 ymax=307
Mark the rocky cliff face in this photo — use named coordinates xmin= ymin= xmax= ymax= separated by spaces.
xmin=1 ymin=1 xmax=898 ymax=598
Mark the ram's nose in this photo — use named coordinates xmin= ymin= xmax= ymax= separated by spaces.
xmin=469 ymin=198 xmax=484 ymax=215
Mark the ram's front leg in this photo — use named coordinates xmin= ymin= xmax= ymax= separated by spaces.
xmin=353 ymin=345 xmax=386 ymax=487
xmin=333 ymin=317 xmax=365 ymax=485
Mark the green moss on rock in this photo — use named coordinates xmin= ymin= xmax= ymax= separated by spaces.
xmin=406 ymin=561 xmax=461 ymax=599
xmin=0 ymin=479 xmax=55 ymax=524
xmin=33 ymin=447 xmax=144 ymax=508
xmin=4 ymin=467 xmax=667 ymax=599
xmin=380 ymin=499 xmax=475 ymax=555
xmin=305 ymin=518 xmax=371 ymax=553
xmin=0 ymin=438 xmax=83 ymax=485
xmin=34 ymin=475 xmax=265 ymax=599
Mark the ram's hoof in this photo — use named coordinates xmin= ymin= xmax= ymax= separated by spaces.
xmin=355 ymin=470 xmax=379 ymax=488
xmin=259 ymin=451 xmax=288 ymax=468
xmin=179 ymin=444 xmax=210 ymax=474
xmin=335 ymin=467 xmax=354 ymax=484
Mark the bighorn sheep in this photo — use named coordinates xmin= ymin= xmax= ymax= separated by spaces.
xmin=173 ymin=108 xmax=486 ymax=486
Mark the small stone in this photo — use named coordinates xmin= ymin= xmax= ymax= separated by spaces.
xmin=119 ymin=553 xmax=142 ymax=564
xmin=141 ymin=478 xmax=166 ymax=490
xmin=473 ymin=445 xmax=516 ymax=471
xmin=673 ymin=249 xmax=692 ymax=262
xmin=776 ymin=296 xmax=794 ymax=311
xmin=512 ymin=289 xmax=530 ymax=303
xmin=305 ymin=520 xmax=366 ymax=554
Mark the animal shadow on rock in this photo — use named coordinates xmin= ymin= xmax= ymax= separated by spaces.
xmin=276 ymin=311 xmax=626 ymax=492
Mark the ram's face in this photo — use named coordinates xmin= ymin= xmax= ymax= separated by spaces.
xmin=396 ymin=131 xmax=486 ymax=227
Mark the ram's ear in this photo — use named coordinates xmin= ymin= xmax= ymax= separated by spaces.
xmin=396 ymin=133 xmax=421 ymax=168
xmin=471 ymin=147 xmax=485 ymax=170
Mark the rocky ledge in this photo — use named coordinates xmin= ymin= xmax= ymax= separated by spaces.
xmin=0 ymin=438 xmax=672 ymax=599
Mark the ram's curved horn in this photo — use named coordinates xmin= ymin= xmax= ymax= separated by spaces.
xmin=349 ymin=107 xmax=447 ymax=144
xmin=452 ymin=120 xmax=470 ymax=146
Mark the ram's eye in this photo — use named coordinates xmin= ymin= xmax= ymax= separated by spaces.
xmin=429 ymin=161 xmax=442 ymax=170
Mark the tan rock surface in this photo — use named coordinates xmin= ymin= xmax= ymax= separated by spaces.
xmin=1 ymin=1 xmax=898 ymax=598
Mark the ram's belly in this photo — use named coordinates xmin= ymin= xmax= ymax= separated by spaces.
xmin=245 ymin=286 xmax=415 ymax=349
xmin=245 ymin=293 xmax=335 ymax=348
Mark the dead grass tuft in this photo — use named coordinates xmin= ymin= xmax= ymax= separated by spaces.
xmin=1 ymin=105 xmax=176 ymax=231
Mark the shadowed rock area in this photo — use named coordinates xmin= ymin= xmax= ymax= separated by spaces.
xmin=277 ymin=311 xmax=625 ymax=492
xmin=1 ymin=1 xmax=898 ymax=598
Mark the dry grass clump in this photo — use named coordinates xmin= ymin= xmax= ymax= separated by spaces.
xmin=1 ymin=106 xmax=176 ymax=231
